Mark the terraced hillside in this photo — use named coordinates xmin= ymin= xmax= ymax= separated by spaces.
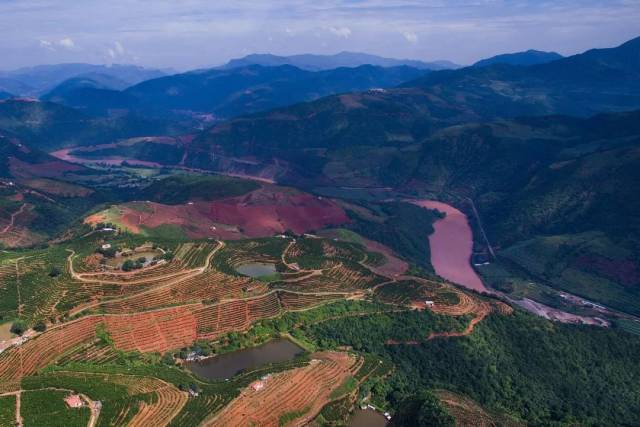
xmin=0 ymin=227 xmax=490 ymax=425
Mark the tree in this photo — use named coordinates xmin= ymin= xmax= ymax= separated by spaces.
xmin=122 ymin=259 xmax=136 ymax=272
xmin=10 ymin=320 xmax=28 ymax=336
xmin=417 ymin=392 xmax=454 ymax=427
xmin=161 ymin=352 xmax=175 ymax=366
xmin=48 ymin=266 xmax=62 ymax=277
xmin=33 ymin=321 xmax=47 ymax=332
xmin=389 ymin=392 xmax=454 ymax=427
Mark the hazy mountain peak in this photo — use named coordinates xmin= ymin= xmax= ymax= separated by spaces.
xmin=222 ymin=51 xmax=460 ymax=71
xmin=474 ymin=50 xmax=563 ymax=67
xmin=0 ymin=63 xmax=168 ymax=96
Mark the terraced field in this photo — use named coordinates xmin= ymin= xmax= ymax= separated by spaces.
xmin=206 ymin=352 xmax=355 ymax=427
xmin=0 ymin=231 xmax=501 ymax=426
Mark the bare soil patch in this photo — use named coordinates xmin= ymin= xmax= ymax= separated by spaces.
xmin=86 ymin=186 xmax=349 ymax=240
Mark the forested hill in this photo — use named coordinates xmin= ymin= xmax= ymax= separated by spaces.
xmin=190 ymin=36 xmax=640 ymax=170
xmin=473 ymin=49 xmax=563 ymax=67
xmin=0 ymin=99 xmax=183 ymax=151
xmin=403 ymin=36 xmax=640 ymax=117
xmin=44 ymin=64 xmax=428 ymax=119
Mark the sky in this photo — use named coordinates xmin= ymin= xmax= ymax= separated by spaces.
xmin=1 ymin=0 xmax=639 ymax=71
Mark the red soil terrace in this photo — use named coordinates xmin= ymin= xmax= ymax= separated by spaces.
xmin=93 ymin=186 xmax=350 ymax=239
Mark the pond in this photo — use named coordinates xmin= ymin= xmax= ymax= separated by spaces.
xmin=186 ymin=338 xmax=304 ymax=380
xmin=236 ymin=262 xmax=277 ymax=278
xmin=349 ymin=409 xmax=388 ymax=427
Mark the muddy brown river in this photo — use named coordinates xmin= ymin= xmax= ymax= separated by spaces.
xmin=413 ymin=200 xmax=487 ymax=293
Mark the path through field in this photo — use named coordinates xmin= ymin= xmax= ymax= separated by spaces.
xmin=15 ymin=391 xmax=22 ymax=427
xmin=0 ymin=204 xmax=26 ymax=234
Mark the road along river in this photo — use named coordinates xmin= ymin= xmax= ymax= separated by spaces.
xmin=413 ymin=200 xmax=488 ymax=293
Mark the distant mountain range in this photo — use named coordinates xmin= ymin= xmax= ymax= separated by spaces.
xmin=473 ymin=49 xmax=563 ymax=67
xmin=404 ymin=36 xmax=640 ymax=117
xmin=189 ymin=36 xmax=640 ymax=167
xmin=221 ymin=51 xmax=460 ymax=71
xmin=40 ymin=64 xmax=429 ymax=118
xmin=0 ymin=63 xmax=169 ymax=96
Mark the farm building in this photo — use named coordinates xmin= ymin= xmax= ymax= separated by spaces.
xmin=251 ymin=381 xmax=265 ymax=391
xmin=64 ymin=394 xmax=84 ymax=408
xmin=425 ymin=300 xmax=435 ymax=308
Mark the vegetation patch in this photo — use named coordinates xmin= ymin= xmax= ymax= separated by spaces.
xmin=21 ymin=389 xmax=90 ymax=427
xmin=0 ymin=395 xmax=16 ymax=427
xmin=279 ymin=406 xmax=311 ymax=426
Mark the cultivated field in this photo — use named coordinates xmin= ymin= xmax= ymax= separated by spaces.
xmin=207 ymin=352 xmax=356 ymax=427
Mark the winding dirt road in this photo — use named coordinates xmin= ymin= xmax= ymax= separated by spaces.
xmin=0 ymin=204 xmax=27 ymax=234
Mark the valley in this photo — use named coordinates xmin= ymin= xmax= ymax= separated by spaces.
xmin=0 ymin=27 xmax=640 ymax=427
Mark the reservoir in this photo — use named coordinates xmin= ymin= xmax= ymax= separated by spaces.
xmin=349 ymin=409 xmax=388 ymax=427
xmin=187 ymin=338 xmax=304 ymax=380
xmin=236 ymin=262 xmax=277 ymax=278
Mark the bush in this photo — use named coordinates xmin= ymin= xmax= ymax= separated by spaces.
xmin=48 ymin=266 xmax=62 ymax=277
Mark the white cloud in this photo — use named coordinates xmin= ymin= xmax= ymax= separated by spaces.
xmin=39 ymin=39 xmax=54 ymax=51
xmin=58 ymin=37 xmax=75 ymax=48
xmin=114 ymin=41 xmax=125 ymax=55
xmin=329 ymin=26 xmax=352 ymax=38
xmin=105 ymin=41 xmax=137 ymax=63
xmin=403 ymin=31 xmax=418 ymax=43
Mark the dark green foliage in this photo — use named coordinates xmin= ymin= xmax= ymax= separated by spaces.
xmin=140 ymin=174 xmax=259 ymax=204
xmin=33 ymin=320 xmax=47 ymax=332
xmin=304 ymin=311 xmax=640 ymax=426
xmin=124 ymin=64 xmax=427 ymax=119
xmin=21 ymin=389 xmax=90 ymax=427
xmin=71 ymin=141 xmax=184 ymax=164
xmin=0 ymin=99 xmax=184 ymax=151
xmin=22 ymin=374 xmax=136 ymax=427
xmin=391 ymin=391 xmax=454 ymax=427
xmin=10 ymin=320 xmax=27 ymax=335
xmin=0 ymin=395 xmax=16 ymax=427
xmin=346 ymin=202 xmax=441 ymax=269
xmin=316 ymin=397 xmax=352 ymax=425
xmin=121 ymin=259 xmax=141 ymax=272
xmin=307 ymin=309 xmax=468 ymax=353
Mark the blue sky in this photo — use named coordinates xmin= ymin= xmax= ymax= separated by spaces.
xmin=1 ymin=0 xmax=639 ymax=70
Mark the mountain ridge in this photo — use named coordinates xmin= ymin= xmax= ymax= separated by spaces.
xmin=221 ymin=51 xmax=460 ymax=71
xmin=474 ymin=49 xmax=563 ymax=67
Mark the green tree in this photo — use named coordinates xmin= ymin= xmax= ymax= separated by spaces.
xmin=10 ymin=320 xmax=28 ymax=336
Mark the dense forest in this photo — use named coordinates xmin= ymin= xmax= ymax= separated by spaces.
xmin=305 ymin=310 xmax=640 ymax=426
xmin=346 ymin=201 xmax=442 ymax=270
